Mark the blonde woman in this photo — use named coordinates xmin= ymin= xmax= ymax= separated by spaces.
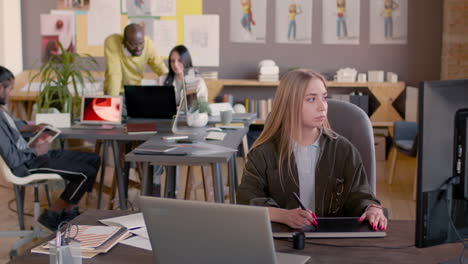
xmin=237 ymin=69 xmax=387 ymax=231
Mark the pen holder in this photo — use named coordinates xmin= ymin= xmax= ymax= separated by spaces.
xmin=49 ymin=241 xmax=82 ymax=264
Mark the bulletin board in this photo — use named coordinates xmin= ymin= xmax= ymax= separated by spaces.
xmin=74 ymin=0 xmax=202 ymax=57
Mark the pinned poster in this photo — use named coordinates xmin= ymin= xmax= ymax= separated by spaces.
xmin=40 ymin=14 xmax=74 ymax=62
xmin=322 ymin=0 xmax=360 ymax=45
xmin=153 ymin=0 xmax=176 ymax=17
xmin=56 ymin=0 xmax=90 ymax=10
xmin=127 ymin=0 xmax=152 ymax=16
xmin=153 ymin=20 xmax=178 ymax=57
xmin=275 ymin=0 xmax=313 ymax=44
xmin=184 ymin=15 xmax=219 ymax=67
xmin=127 ymin=0 xmax=176 ymax=17
xmin=87 ymin=0 xmax=121 ymax=46
xmin=369 ymin=0 xmax=408 ymax=44
xmin=230 ymin=0 xmax=267 ymax=43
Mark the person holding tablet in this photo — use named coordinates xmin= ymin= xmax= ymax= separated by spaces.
xmin=0 ymin=66 xmax=100 ymax=231
xmin=236 ymin=69 xmax=387 ymax=231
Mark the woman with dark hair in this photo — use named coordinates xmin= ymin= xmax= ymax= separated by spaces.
xmin=157 ymin=45 xmax=208 ymax=105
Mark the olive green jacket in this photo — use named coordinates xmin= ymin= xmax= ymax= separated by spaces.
xmin=237 ymin=133 xmax=380 ymax=217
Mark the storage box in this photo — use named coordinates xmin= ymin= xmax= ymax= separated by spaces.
xmin=374 ymin=135 xmax=386 ymax=161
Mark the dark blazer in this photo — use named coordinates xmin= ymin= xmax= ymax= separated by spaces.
xmin=237 ymin=132 xmax=380 ymax=217
xmin=0 ymin=108 xmax=36 ymax=176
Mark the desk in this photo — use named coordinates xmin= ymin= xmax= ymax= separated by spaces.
xmin=9 ymin=210 xmax=464 ymax=263
xmin=59 ymin=125 xmax=157 ymax=210
xmin=125 ymin=121 xmax=252 ymax=204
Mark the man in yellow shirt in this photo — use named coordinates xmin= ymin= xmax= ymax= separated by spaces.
xmin=104 ymin=23 xmax=168 ymax=96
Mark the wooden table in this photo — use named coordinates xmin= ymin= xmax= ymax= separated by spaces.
xmin=9 ymin=210 xmax=464 ymax=263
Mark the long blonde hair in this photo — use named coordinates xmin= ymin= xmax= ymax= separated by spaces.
xmin=251 ymin=69 xmax=335 ymax=188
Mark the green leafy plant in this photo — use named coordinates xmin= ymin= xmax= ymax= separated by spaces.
xmin=189 ymin=99 xmax=211 ymax=114
xmin=29 ymin=42 xmax=99 ymax=114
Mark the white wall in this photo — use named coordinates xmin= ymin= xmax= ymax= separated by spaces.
xmin=0 ymin=0 xmax=23 ymax=74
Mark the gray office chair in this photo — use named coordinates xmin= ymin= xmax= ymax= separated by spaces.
xmin=327 ymin=99 xmax=376 ymax=194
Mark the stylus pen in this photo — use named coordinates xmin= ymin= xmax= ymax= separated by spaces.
xmin=292 ymin=192 xmax=307 ymax=211
xmin=293 ymin=192 xmax=318 ymax=226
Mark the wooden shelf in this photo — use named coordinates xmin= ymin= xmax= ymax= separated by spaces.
xmin=206 ymin=79 xmax=405 ymax=123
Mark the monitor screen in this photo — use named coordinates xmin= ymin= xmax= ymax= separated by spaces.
xmin=416 ymin=79 xmax=468 ymax=249
xmin=80 ymin=96 xmax=122 ymax=124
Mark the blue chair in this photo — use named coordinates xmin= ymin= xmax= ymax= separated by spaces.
xmin=388 ymin=121 xmax=418 ymax=198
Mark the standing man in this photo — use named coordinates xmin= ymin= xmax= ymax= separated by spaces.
xmin=104 ymin=23 xmax=168 ymax=96
xmin=0 ymin=66 xmax=100 ymax=231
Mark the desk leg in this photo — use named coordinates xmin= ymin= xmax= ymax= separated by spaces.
xmin=164 ymin=166 xmax=177 ymax=198
xmin=111 ymin=140 xmax=127 ymax=210
xmin=97 ymin=140 xmax=109 ymax=209
xmin=212 ymin=163 xmax=224 ymax=203
xmin=141 ymin=162 xmax=152 ymax=196
xmin=228 ymin=154 xmax=238 ymax=204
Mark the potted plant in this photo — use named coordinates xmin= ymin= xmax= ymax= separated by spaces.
xmin=29 ymin=42 xmax=99 ymax=126
xmin=187 ymin=99 xmax=210 ymax=127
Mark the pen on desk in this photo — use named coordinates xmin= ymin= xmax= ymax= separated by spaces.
xmin=292 ymin=192 xmax=318 ymax=226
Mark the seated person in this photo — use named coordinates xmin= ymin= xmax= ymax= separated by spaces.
xmin=156 ymin=45 xmax=208 ymax=106
xmin=0 ymin=66 xmax=100 ymax=231
xmin=104 ymin=23 xmax=168 ymax=96
xmin=236 ymin=69 xmax=387 ymax=231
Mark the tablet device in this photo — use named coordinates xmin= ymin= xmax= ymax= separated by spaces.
xmin=27 ymin=126 xmax=61 ymax=147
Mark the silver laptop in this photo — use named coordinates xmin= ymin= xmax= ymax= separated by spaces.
xmin=140 ymin=197 xmax=310 ymax=264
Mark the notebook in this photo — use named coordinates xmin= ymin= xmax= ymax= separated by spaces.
xmin=124 ymin=85 xmax=177 ymax=119
xmin=140 ymin=196 xmax=310 ymax=264
xmin=126 ymin=122 xmax=158 ymax=134
xmin=272 ymin=217 xmax=387 ymax=238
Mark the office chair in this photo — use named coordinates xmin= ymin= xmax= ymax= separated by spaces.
xmin=0 ymin=156 xmax=62 ymax=257
xmin=388 ymin=121 xmax=418 ymax=199
xmin=327 ymin=99 xmax=377 ymax=194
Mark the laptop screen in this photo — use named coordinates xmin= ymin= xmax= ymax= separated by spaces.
xmin=124 ymin=85 xmax=177 ymax=119
xmin=80 ymin=96 xmax=122 ymax=124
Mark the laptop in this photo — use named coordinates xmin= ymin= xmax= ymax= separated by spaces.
xmin=72 ymin=95 xmax=122 ymax=129
xmin=124 ymin=85 xmax=177 ymax=119
xmin=140 ymin=196 xmax=310 ymax=264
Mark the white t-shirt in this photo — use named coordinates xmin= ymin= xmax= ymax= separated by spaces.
xmin=293 ymin=136 xmax=321 ymax=212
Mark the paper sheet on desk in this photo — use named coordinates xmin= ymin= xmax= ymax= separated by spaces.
xmin=120 ymin=236 xmax=152 ymax=251
xmin=130 ymin=226 xmax=149 ymax=239
xmin=99 ymin=213 xmax=145 ymax=230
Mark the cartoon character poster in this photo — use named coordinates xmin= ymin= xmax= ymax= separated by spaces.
xmin=370 ymin=0 xmax=408 ymax=44
xmin=322 ymin=0 xmax=360 ymax=45
xmin=275 ymin=0 xmax=313 ymax=44
xmin=230 ymin=0 xmax=267 ymax=43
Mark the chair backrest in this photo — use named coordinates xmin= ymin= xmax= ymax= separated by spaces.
xmin=327 ymin=99 xmax=376 ymax=194
xmin=0 ymin=155 xmax=20 ymax=184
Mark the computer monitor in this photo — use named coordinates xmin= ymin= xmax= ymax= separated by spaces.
xmin=415 ymin=79 xmax=468 ymax=254
xmin=124 ymin=85 xmax=177 ymax=119
xmin=80 ymin=96 xmax=122 ymax=124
